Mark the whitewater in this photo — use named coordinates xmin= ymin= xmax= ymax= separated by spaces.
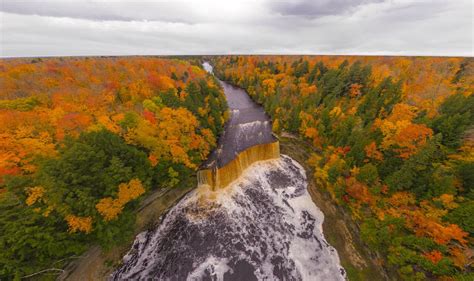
xmin=111 ymin=155 xmax=345 ymax=280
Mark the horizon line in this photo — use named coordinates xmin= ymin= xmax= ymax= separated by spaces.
xmin=1 ymin=53 xmax=473 ymax=59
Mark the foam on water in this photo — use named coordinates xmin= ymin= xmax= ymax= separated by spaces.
xmin=111 ymin=155 xmax=346 ymax=280
xmin=188 ymin=256 xmax=231 ymax=281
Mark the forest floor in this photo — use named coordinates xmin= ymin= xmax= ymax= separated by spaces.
xmin=279 ymin=134 xmax=392 ymax=281
xmin=59 ymin=178 xmax=196 ymax=281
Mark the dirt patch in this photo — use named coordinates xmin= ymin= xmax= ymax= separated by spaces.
xmin=279 ymin=135 xmax=391 ymax=281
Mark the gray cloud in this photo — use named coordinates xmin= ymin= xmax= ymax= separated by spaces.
xmin=0 ymin=0 xmax=472 ymax=57
xmin=268 ymin=0 xmax=384 ymax=17
xmin=0 ymin=1 xmax=196 ymax=23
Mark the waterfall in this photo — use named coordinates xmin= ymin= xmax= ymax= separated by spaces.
xmin=111 ymin=156 xmax=346 ymax=281
xmin=198 ymin=141 xmax=280 ymax=190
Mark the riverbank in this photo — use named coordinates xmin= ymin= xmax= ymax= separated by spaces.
xmin=59 ymin=180 xmax=196 ymax=281
xmin=279 ymin=134 xmax=391 ymax=281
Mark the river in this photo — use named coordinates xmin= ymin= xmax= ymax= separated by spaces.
xmin=200 ymin=62 xmax=276 ymax=170
xmin=110 ymin=62 xmax=346 ymax=281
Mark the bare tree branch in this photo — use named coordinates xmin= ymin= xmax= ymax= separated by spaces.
xmin=21 ymin=268 xmax=64 ymax=279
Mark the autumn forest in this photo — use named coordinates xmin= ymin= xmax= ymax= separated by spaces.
xmin=212 ymin=56 xmax=473 ymax=280
xmin=0 ymin=57 xmax=228 ymax=279
xmin=0 ymin=56 xmax=473 ymax=280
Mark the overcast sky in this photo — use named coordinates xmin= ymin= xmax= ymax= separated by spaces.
xmin=0 ymin=0 xmax=472 ymax=57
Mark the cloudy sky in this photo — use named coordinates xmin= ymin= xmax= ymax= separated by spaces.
xmin=0 ymin=0 xmax=472 ymax=57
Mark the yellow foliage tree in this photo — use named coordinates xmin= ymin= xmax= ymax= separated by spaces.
xmin=375 ymin=103 xmax=432 ymax=158
xmin=25 ymin=186 xmax=45 ymax=206
xmin=96 ymin=197 xmax=123 ymax=221
xmin=304 ymin=127 xmax=322 ymax=149
xmin=117 ymin=178 xmax=145 ymax=204
xmin=96 ymin=178 xmax=145 ymax=221
xmin=65 ymin=215 xmax=92 ymax=234
xmin=126 ymin=107 xmax=205 ymax=168
xmin=364 ymin=141 xmax=383 ymax=161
